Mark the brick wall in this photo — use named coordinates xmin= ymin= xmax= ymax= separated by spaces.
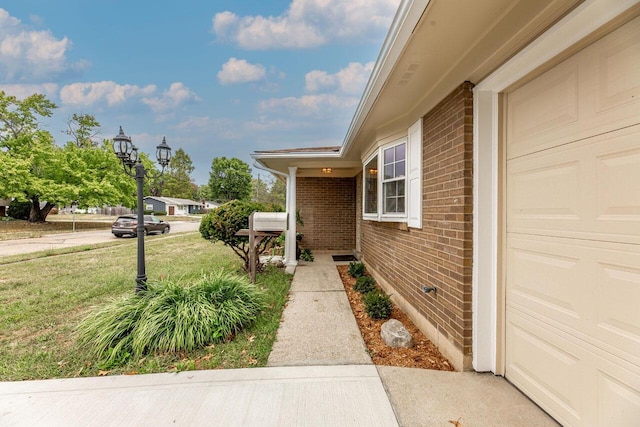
xmin=297 ymin=177 xmax=356 ymax=251
xmin=360 ymin=82 xmax=474 ymax=369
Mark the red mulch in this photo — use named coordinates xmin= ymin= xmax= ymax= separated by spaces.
xmin=337 ymin=265 xmax=454 ymax=371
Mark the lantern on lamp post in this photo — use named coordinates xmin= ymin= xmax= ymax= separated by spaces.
xmin=113 ymin=126 xmax=171 ymax=292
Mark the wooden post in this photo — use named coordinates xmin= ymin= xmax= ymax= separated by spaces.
xmin=249 ymin=213 xmax=256 ymax=283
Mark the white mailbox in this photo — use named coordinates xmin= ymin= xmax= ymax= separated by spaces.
xmin=252 ymin=212 xmax=288 ymax=232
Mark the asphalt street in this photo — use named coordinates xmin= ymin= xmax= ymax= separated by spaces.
xmin=0 ymin=220 xmax=201 ymax=257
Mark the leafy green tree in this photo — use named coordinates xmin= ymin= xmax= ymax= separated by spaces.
xmin=195 ymin=184 xmax=211 ymax=201
xmin=199 ymin=200 xmax=282 ymax=271
xmin=251 ymin=176 xmax=269 ymax=203
xmin=163 ymin=148 xmax=196 ymax=199
xmin=207 ymin=157 xmax=252 ymax=203
xmin=0 ymin=91 xmax=135 ymax=221
xmin=65 ymin=113 xmax=101 ymax=147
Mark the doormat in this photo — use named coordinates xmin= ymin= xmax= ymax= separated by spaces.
xmin=332 ymin=254 xmax=357 ymax=262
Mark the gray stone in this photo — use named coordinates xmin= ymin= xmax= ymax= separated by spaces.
xmin=380 ymin=319 xmax=414 ymax=348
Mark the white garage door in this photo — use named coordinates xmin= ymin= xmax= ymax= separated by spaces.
xmin=505 ymin=16 xmax=640 ymax=426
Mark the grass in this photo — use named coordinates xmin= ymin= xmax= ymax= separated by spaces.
xmin=0 ymin=233 xmax=291 ymax=380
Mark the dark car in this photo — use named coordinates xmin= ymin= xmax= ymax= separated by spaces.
xmin=112 ymin=214 xmax=170 ymax=237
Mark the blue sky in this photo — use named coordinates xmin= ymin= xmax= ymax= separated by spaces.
xmin=0 ymin=0 xmax=400 ymax=184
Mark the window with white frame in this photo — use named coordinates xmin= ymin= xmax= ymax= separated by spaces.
xmin=363 ymin=155 xmax=378 ymax=215
xmin=362 ymin=118 xmax=422 ymax=227
xmin=382 ymin=142 xmax=406 ymax=214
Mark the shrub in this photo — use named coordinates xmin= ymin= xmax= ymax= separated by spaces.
xmin=353 ymin=275 xmax=376 ymax=294
xmin=300 ymin=248 xmax=314 ymax=262
xmin=7 ymin=200 xmax=31 ymax=220
xmin=347 ymin=261 xmax=366 ymax=278
xmin=77 ymin=271 xmax=265 ymax=365
xmin=363 ymin=291 xmax=393 ymax=319
xmin=199 ymin=200 xmax=283 ymax=271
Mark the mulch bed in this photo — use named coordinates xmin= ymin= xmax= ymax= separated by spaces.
xmin=337 ymin=265 xmax=454 ymax=371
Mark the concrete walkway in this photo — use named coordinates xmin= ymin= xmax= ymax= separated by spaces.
xmin=0 ymin=253 xmax=558 ymax=426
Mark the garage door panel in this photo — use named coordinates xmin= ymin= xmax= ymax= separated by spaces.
xmin=592 ymin=17 xmax=640 ymax=118
xmin=508 ymin=234 xmax=640 ymax=364
xmin=507 ymin=310 xmax=640 ymax=427
xmin=508 ymin=124 xmax=640 ymax=244
xmin=507 ymin=311 xmax=585 ymax=426
xmin=507 ymin=59 xmax=579 ymax=159
xmin=596 ymin=262 xmax=640 ymax=354
xmin=598 ymin=369 xmax=640 ymax=427
xmin=507 ymin=15 xmax=640 ymax=160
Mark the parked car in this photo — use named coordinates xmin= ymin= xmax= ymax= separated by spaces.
xmin=112 ymin=214 xmax=170 ymax=237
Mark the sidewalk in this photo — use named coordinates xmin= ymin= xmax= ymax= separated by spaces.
xmin=0 ymin=253 xmax=558 ymax=426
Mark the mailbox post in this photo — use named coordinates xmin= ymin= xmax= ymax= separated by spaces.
xmin=238 ymin=212 xmax=288 ymax=283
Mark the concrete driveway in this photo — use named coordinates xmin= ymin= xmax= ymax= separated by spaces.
xmin=0 ymin=220 xmax=201 ymax=257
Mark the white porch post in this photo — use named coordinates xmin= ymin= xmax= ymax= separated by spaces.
xmin=284 ymin=166 xmax=298 ymax=271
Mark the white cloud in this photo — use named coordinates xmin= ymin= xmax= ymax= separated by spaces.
xmin=212 ymin=0 xmax=400 ymax=50
xmin=0 ymin=8 xmax=88 ymax=81
xmin=217 ymin=58 xmax=266 ymax=85
xmin=305 ymin=62 xmax=374 ymax=94
xmin=258 ymin=94 xmax=358 ymax=117
xmin=142 ymin=82 xmax=200 ymax=113
xmin=1 ymin=83 xmax=58 ymax=99
xmin=60 ymin=81 xmax=156 ymax=107
xmin=173 ymin=116 xmax=211 ymax=130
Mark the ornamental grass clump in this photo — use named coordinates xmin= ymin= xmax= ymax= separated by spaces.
xmin=77 ymin=271 xmax=265 ymax=365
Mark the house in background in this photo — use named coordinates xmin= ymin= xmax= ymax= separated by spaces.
xmin=143 ymin=196 xmax=202 ymax=216
xmin=202 ymin=200 xmax=220 ymax=212
xmin=0 ymin=199 xmax=10 ymax=217
xmin=253 ymin=0 xmax=640 ymax=424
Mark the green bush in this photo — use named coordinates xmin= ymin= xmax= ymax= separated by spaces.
xmin=7 ymin=200 xmax=31 ymax=220
xmin=199 ymin=200 xmax=283 ymax=271
xmin=363 ymin=291 xmax=393 ymax=319
xmin=347 ymin=261 xmax=366 ymax=278
xmin=300 ymin=248 xmax=314 ymax=262
xmin=353 ymin=275 xmax=376 ymax=294
xmin=77 ymin=271 xmax=265 ymax=365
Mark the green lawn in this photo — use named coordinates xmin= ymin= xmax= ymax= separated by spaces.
xmin=0 ymin=233 xmax=291 ymax=380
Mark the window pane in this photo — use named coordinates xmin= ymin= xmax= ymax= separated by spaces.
xmin=397 ymin=197 xmax=405 ymax=213
xmin=364 ymin=156 xmax=378 ymax=214
xmin=385 ymin=196 xmax=396 ymax=213
xmin=384 ymin=164 xmax=394 ymax=180
xmin=396 ymin=160 xmax=405 ymax=178
xmin=398 ymin=179 xmax=405 ymax=196
xmin=384 ymin=147 xmax=394 ymax=164
xmin=395 ymin=144 xmax=405 ymax=161
xmin=385 ymin=181 xmax=397 ymax=197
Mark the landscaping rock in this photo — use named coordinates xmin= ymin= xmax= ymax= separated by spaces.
xmin=381 ymin=319 xmax=413 ymax=348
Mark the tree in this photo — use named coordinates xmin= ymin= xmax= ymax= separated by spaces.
xmin=162 ymin=148 xmax=196 ymax=199
xmin=65 ymin=113 xmax=101 ymax=147
xmin=199 ymin=200 xmax=282 ymax=271
xmin=195 ymin=184 xmax=211 ymax=202
xmin=207 ymin=157 xmax=252 ymax=203
xmin=0 ymin=91 xmax=135 ymax=221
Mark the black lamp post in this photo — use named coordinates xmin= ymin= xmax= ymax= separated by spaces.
xmin=113 ymin=126 xmax=171 ymax=293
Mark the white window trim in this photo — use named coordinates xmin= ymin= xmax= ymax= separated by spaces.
xmin=363 ymin=118 xmax=423 ymax=226
xmin=362 ymin=137 xmax=409 ymax=223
